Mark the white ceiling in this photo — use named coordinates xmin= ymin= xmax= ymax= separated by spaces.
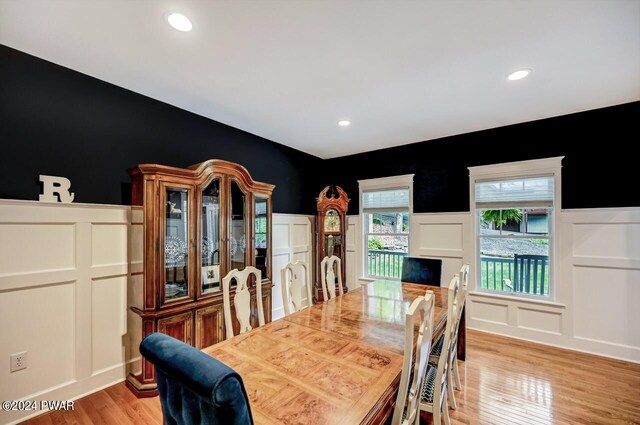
xmin=1 ymin=0 xmax=639 ymax=159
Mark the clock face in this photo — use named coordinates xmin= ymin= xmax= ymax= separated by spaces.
xmin=324 ymin=209 xmax=341 ymax=232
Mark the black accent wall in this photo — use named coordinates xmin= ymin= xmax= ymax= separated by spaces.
xmin=322 ymin=101 xmax=640 ymax=214
xmin=1 ymin=45 xmax=638 ymax=215
xmin=0 ymin=45 xmax=322 ymax=214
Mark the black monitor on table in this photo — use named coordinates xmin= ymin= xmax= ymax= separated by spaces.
xmin=401 ymin=257 xmax=443 ymax=287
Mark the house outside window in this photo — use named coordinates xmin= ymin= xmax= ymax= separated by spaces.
xmin=469 ymin=158 xmax=562 ymax=300
xmin=358 ymin=175 xmax=414 ymax=280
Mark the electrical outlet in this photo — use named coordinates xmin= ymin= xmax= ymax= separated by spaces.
xmin=10 ymin=352 xmax=27 ymax=372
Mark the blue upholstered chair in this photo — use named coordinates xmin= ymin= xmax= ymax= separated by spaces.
xmin=140 ymin=333 xmax=254 ymax=425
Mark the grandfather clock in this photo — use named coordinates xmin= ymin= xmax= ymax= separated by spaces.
xmin=315 ymin=186 xmax=350 ymax=301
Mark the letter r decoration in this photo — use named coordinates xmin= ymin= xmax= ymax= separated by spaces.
xmin=39 ymin=175 xmax=75 ymax=203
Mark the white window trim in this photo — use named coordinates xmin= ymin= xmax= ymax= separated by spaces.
xmin=468 ymin=157 xmax=563 ymax=302
xmin=358 ymin=174 xmax=414 ymax=281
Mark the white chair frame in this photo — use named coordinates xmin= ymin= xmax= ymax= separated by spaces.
xmin=451 ymin=263 xmax=469 ymax=395
xmin=420 ymin=275 xmax=462 ymax=425
xmin=320 ymin=255 xmax=343 ymax=300
xmin=392 ymin=290 xmax=436 ymax=425
xmin=222 ymin=266 xmax=264 ymax=340
xmin=280 ymin=260 xmax=312 ymax=315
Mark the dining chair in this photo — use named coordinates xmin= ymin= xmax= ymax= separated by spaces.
xmin=401 ymin=257 xmax=443 ymax=286
xmin=391 ymin=290 xmax=436 ymax=425
xmin=280 ymin=260 xmax=312 ymax=315
xmin=222 ymin=266 xmax=264 ymax=340
xmin=428 ymin=264 xmax=468 ymax=410
xmin=320 ymin=255 xmax=343 ymax=300
xmin=451 ymin=263 xmax=469 ymax=394
xmin=140 ymin=332 xmax=254 ymax=425
xmin=420 ymin=274 xmax=462 ymax=425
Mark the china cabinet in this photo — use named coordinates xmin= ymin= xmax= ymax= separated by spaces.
xmin=126 ymin=159 xmax=274 ymax=397
xmin=315 ymin=185 xmax=349 ymax=301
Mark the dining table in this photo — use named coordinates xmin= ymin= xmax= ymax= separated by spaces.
xmin=203 ymin=279 xmax=455 ymax=425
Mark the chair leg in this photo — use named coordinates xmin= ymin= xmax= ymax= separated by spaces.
xmin=453 ymin=354 xmax=462 ymax=390
xmin=447 ymin=373 xmax=457 ymax=410
xmin=433 ymin=402 xmax=441 ymax=425
xmin=442 ymin=393 xmax=452 ymax=425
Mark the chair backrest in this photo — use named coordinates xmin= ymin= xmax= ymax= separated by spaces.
xmin=456 ymin=263 xmax=470 ymax=323
xmin=459 ymin=263 xmax=470 ymax=292
xmin=392 ymin=290 xmax=436 ymax=425
xmin=140 ymin=333 xmax=254 ymax=425
xmin=513 ymin=254 xmax=548 ymax=294
xmin=280 ymin=260 xmax=312 ymax=315
xmin=320 ymin=255 xmax=343 ymax=300
xmin=401 ymin=257 xmax=442 ymax=286
xmin=222 ymin=266 xmax=264 ymax=339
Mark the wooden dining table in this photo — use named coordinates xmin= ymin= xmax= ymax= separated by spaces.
xmin=203 ymin=280 xmax=451 ymax=425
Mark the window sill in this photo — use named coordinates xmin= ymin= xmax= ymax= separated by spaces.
xmin=358 ymin=277 xmax=377 ymax=283
xmin=468 ymin=291 xmax=566 ymax=308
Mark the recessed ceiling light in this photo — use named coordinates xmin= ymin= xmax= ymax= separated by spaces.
xmin=507 ymin=69 xmax=531 ymax=81
xmin=338 ymin=120 xmax=351 ymax=127
xmin=167 ymin=13 xmax=193 ymax=32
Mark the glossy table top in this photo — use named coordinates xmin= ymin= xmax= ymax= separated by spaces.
xmin=203 ymin=280 xmax=448 ymax=425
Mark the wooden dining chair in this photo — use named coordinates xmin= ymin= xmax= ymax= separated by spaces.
xmin=428 ymin=265 xmax=468 ymax=411
xmin=320 ymin=255 xmax=343 ymax=300
xmin=420 ymin=275 xmax=462 ymax=425
xmin=280 ymin=260 xmax=312 ymax=315
xmin=392 ymin=290 xmax=436 ymax=425
xmin=451 ymin=263 xmax=469 ymax=394
xmin=222 ymin=266 xmax=264 ymax=340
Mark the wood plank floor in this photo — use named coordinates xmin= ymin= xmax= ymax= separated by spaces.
xmin=22 ymin=330 xmax=640 ymax=425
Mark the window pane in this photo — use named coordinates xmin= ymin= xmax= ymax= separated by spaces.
xmin=366 ymin=212 xmax=409 ymax=234
xmin=478 ymin=209 xmax=501 ymax=235
xmin=366 ymin=235 xmax=408 ymax=279
xmin=479 ymin=208 xmax=550 ymax=236
xmin=479 ymin=237 xmax=550 ymax=296
xmin=362 ymin=188 xmax=410 ymax=211
xmin=476 ymin=176 xmax=553 ymax=204
xmin=201 ymin=179 xmax=220 ymax=294
xmin=165 ymin=188 xmax=189 ymax=301
xmin=254 ymin=196 xmax=268 ymax=279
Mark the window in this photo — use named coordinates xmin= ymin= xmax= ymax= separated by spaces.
xmin=363 ymin=188 xmax=410 ymax=279
xmin=475 ymin=174 xmax=555 ymax=298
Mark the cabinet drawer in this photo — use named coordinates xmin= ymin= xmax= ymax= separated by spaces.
xmin=195 ymin=304 xmax=224 ymax=349
xmin=158 ymin=312 xmax=193 ymax=345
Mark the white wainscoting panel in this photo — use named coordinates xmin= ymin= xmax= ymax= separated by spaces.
xmin=271 ymin=214 xmax=314 ymax=320
xmin=410 ymin=212 xmax=472 ymax=287
xmin=467 ymin=207 xmax=640 ymax=363
xmin=345 ymin=215 xmax=359 ymax=289
xmin=517 ymin=306 xmax=563 ymax=335
xmin=0 ymin=200 xmax=132 ymax=425
xmin=573 ymin=266 xmax=640 ymax=348
xmin=469 ymin=298 xmax=509 ymax=325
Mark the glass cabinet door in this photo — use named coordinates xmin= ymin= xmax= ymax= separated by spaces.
xmin=230 ymin=180 xmax=246 ymax=271
xmin=164 ymin=187 xmax=190 ymax=301
xmin=254 ymin=196 xmax=269 ymax=279
xmin=201 ymin=178 xmax=221 ymax=294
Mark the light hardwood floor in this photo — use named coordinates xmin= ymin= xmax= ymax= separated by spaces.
xmin=22 ymin=330 xmax=640 ymax=425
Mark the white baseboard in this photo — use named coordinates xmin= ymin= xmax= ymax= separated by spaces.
xmin=468 ymin=326 xmax=640 ymax=365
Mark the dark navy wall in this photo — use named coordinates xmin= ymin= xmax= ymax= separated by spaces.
xmin=0 ymin=45 xmax=322 ymax=214
xmin=321 ymin=101 xmax=640 ymax=214
xmin=2 ymin=44 xmax=638 ymax=215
